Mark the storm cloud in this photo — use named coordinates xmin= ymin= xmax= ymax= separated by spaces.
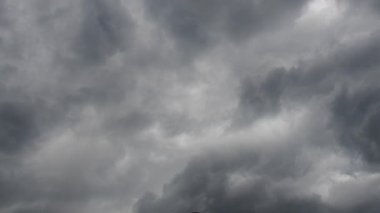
xmin=0 ymin=0 xmax=379 ymax=212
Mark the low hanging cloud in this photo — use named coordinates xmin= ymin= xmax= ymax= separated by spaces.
xmin=0 ymin=0 xmax=380 ymax=212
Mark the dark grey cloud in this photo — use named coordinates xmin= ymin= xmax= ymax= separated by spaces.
xmin=233 ymin=31 xmax=380 ymax=127
xmin=0 ymin=0 xmax=380 ymax=212
xmin=135 ymin=146 xmax=338 ymax=213
xmin=143 ymin=0 xmax=309 ymax=56
xmin=0 ymin=84 xmax=67 ymax=156
xmin=136 ymin=142 xmax=380 ymax=213
xmin=331 ymin=87 xmax=380 ymax=164
xmin=0 ymin=102 xmax=38 ymax=154
xmin=72 ymin=0 xmax=133 ymax=64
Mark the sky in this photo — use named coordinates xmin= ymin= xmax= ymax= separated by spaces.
xmin=0 ymin=0 xmax=380 ymax=212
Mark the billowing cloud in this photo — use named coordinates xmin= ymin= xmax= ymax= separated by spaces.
xmin=0 ymin=0 xmax=379 ymax=212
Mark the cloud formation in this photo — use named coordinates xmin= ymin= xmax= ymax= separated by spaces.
xmin=0 ymin=0 xmax=379 ymax=212
xmin=143 ymin=0 xmax=309 ymax=57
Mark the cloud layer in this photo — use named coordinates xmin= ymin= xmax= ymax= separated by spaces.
xmin=0 ymin=0 xmax=379 ymax=212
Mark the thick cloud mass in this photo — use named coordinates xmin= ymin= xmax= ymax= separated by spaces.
xmin=332 ymin=87 xmax=380 ymax=163
xmin=0 ymin=0 xmax=380 ymax=212
xmin=136 ymin=146 xmax=330 ymax=213
xmin=144 ymin=0 xmax=308 ymax=56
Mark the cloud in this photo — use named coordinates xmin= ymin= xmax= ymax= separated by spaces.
xmin=72 ymin=0 xmax=134 ymax=64
xmin=331 ymin=87 xmax=380 ymax=164
xmin=143 ymin=0 xmax=309 ymax=56
xmin=233 ymin=31 xmax=380 ymax=128
xmin=135 ymin=147 xmax=328 ymax=213
xmin=344 ymin=0 xmax=380 ymax=14
xmin=135 ymin=141 xmax=362 ymax=213
xmin=0 ymin=102 xmax=38 ymax=154
xmin=0 ymin=0 xmax=380 ymax=212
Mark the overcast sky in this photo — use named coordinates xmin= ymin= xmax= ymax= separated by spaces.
xmin=0 ymin=0 xmax=380 ymax=212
